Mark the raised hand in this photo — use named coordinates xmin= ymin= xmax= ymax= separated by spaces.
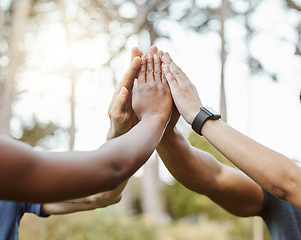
xmin=147 ymin=46 xmax=180 ymax=132
xmin=107 ymin=47 xmax=142 ymax=139
xmin=162 ymin=52 xmax=202 ymax=125
xmin=132 ymin=52 xmax=172 ymax=126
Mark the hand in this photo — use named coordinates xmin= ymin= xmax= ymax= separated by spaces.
xmin=162 ymin=52 xmax=202 ymax=125
xmin=107 ymin=47 xmax=142 ymax=140
xmin=132 ymin=53 xmax=172 ymax=124
xmin=148 ymin=45 xmax=180 ymax=132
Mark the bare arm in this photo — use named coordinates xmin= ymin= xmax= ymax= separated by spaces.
xmin=0 ymin=49 xmax=172 ymax=203
xmin=157 ymin=127 xmax=263 ymax=217
xmin=0 ymin=116 xmax=165 ymax=203
xmin=41 ymin=181 xmax=127 ymax=215
xmin=162 ymin=52 xmax=301 ymax=209
xmin=41 ymin=48 xmax=142 ymax=214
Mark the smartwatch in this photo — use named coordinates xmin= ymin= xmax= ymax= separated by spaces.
xmin=192 ymin=107 xmax=221 ymax=135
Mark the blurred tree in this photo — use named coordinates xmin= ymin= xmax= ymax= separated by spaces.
xmin=0 ymin=0 xmax=32 ymax=136
xmin=285 ymin=0 xmax=301 ymax=11
xmin=17 ymin=116 xmax=67 ymax=150
xmin=88 ymin=0 xmax=171 ymax=221
xmin=59 ymin=0 xmax=76 ymax=150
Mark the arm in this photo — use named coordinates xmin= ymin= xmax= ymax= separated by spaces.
xmin=162 ymin=52 xmax=301 ymax=209
xmin=157 ymin=126 xmax=264 ymax=217
xmin=41 ymin=181 xmax=127 ymax=215
xmin=40 ymin=48 xmax=141 ymax=214
xmin=0 ymin=112 xmax=165 ymax=203
xmin=0 ymin=49 xmax=171 ymax=203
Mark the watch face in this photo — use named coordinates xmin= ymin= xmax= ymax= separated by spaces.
xmin=203 ymin=107 xmax=221 ymax=119
xmin=206 ymin=107 xmax=219 ymax=115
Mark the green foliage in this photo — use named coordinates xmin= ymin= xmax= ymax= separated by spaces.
xmin=163 ymin=180 xmax=211 ymax=219
xmin=16 ymin=116 xmax=67 ymax=150
xmin=163 ymin=179 xmax=241 ymax=221
xmin=20 ymin=208 xmax=260 ymax=240
xmin=20 ymin=209 xmax=158 ymax=240
xmin=188 ymin=130 xmax=235 ymax=168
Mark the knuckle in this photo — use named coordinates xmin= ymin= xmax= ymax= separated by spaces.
xmin=154 ymin=58 xmax=160 ymax=64
xmin=147 ymin=82 xmax=155 ymax=89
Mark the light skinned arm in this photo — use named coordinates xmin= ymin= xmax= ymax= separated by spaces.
xmin=162 ymin=52 xmax=301 ymax=209
xmin=40 ymin=48 xmax=142 ymax=214
xmin=41 ymin=182 xmax=127 ymax=215
xmin=157 ymin=119 xmax=264 ymax=217
xmin=0 ymin=49 xmax=171 ymax=203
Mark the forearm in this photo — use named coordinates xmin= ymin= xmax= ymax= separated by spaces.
xmin=202 ymin=119 xmax=301 ymax=208
xmin=0 ymin=116 xmax=166 ymax=203
xmin=41 ymin=181 xmax=128 ymax=215
xmin=157 ymin=129 xmax=220 ymax=194
xmin=158 ymin=128 xmax=264 ymax=216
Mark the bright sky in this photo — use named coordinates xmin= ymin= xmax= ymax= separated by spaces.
xmin=11 ymin=0 xmax=301 ymax=166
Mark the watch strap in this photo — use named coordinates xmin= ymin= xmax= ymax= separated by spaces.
xmin=192 ymin=107 xmax=221 ymax=135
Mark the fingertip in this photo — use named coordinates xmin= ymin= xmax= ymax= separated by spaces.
xmin=162 ymin=54 xmax=168 ymax=64
xmin=150 ymin=45 xmax=158 ymax=54
xmin=131 ymin=56 xmax=142 ymax=68
xmin=120 ymin=86 xmax=128 ymax=96
xmin=131 ymin=46 xmax=140 ymax=57
xmin=158 ymin=50 xmax=164 ymax=59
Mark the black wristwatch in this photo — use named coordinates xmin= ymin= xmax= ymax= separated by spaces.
xmin=192 ymin=107 xmax=221 ymax=136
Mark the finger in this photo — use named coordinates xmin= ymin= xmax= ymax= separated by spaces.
xmin=108 ymin=56 xmax=141 ymax=112
xmin=131 ymin=47 xmax=141 ymax=61
xmin=157 ymin=50 xmax=164 ymax=60
xmin=162 ymin=52 xmax=186 ymax=85
xmin=162 ymin=64 xmax=178 ymax=87
xmin=162 ymin=68 xmax=168 ymax=86
xmin=150 ymin=45 xmax=158 ymax=55
xmin=146 ymin=53 xmax=154 ymax=82
xmin=153 ymin=54 xmax=162 ymax=83
xmin=132 ymin=78 xmax=138 ymax=97
xmin=121 ymin=56 xmax=142 ymax=89
xmin=111 ymin=87 xmax=128 ymax=115
xmin=138 ymin=55 xmax=146 ymax=84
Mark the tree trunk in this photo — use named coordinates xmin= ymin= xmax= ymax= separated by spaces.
xmin=0 ymin=7 xmax=4 ymax=96
xmin=0 ymin=0 xmax=31 ymax=136
xmin=119 ymin=179 xmax=136 ymax=215
xmin=219 ymin=0 xmax=228 ymax=123
xmin=59 ymin=0 xmax=76 ymax=150
xmin=141 ymin=152 xmax=164 ymax=221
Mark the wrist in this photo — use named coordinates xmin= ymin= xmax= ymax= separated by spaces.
xmin=107 ymin=125 xmax=131 ymax=140
xmin=141 ymin=113 xmax=170 ymax=126
xmin=107 ymin=126 xmax=121 ymax=140
xmin=140 ymin=114 xmax=169 ymax=135
xmin=191 ymin=107 xmax=221 ymax=135
xmin=160 ymin=127 xmax=178 ymax=144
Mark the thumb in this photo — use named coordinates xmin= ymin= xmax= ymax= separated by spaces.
xmin=132 ymin=78 xmax=138 ymax=94
xmin=111 ymin=87 xmax=128 ymax=115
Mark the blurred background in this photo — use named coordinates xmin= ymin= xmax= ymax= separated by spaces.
xmin=0 ymin=0 xmax=300 ymax=239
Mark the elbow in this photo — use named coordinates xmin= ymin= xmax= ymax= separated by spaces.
xmin=104 ymin=163 xmax=130 ymax=191
xmin=269 ymin=179 xmax=297 ymax=203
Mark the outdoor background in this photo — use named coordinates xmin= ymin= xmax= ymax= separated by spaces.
xmin=0 ymin=0 xmax=301 ymax=239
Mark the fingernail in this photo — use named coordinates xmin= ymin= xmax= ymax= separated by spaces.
xmin=147 ymin=53 xmax=151 ymax=59
xmin=154 ymin=54 xmax=158 ymax=60
xmin=165 ymin=52 xmax=172 ymax=61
